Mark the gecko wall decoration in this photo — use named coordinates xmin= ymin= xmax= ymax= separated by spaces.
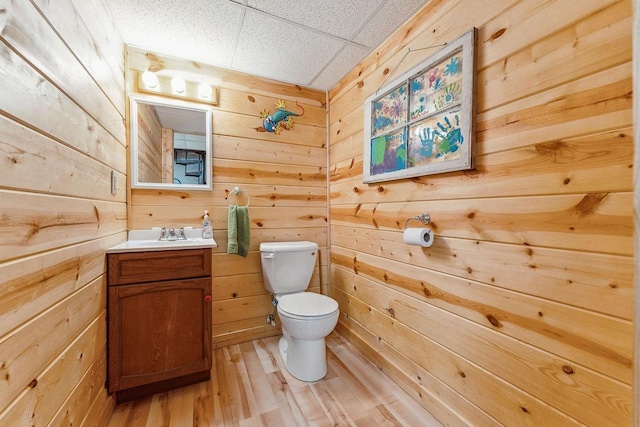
xmin=259 ymin=100 xmax=304 ymax=134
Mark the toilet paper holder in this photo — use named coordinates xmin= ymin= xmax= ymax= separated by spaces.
xmin=404 ymin=213 xmax=431 ymax=229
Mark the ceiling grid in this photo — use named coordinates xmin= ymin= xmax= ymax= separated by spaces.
xmin=106 ymin=0 xmax=430 ymax=90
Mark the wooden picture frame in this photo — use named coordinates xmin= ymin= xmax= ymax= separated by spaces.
xmin=363 ymin=28 xmax=477 ymax=183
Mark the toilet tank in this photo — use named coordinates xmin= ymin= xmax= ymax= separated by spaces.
xmin=259 ymin=241 xmax=318 ymax=294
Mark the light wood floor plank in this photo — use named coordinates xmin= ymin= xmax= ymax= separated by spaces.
xmin=209 ymin=352 xmax=226 ymax=427
xmin=323 ymin=376 xmax=368 ymax=422
xmin=167 ymin=386 xmax=195 ymax=427
xmin=144 ymin=393 xmax=165 ymax=427
xmin=193 ymin=380 xmax=216 ymax=427
xmin=218 ymin=346 xmax=253 ymax=422
xmin=293 ymin=386 xmax=332 ymax=426
xmin=252 ymin=339 xmax=280 ymax=375
xmin=309 ymin=379 xmax=356 ymax=426
xmin=326 ymin=347 xmax=380 ymax=410
xmin=229 ymin=345 xmax=261 ymax=420
xmin=370 ymin=404 xmax=404 ymax=427
xmin=325 ymin=335 xmax=398 ymax=405
xmin=353 ymin=415 xmax=380 ymax=427
xmin=215 ymin=347 xmax=237 ymax=424
xmin=108 ymin=396 xmax=152 ymax=427
xmin=238 ymin=341 xmax=279 ymax=414
xmin=259 ymin=408 xmax=288 ymax=426
xmin=108 ymin=333 xmax=443 ymax=426
xmin=266 ymin=370 xmax=308 ymax=427
xmin=386 ymin=399 xmax=443 ymax=427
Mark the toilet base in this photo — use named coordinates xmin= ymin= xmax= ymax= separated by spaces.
xmin=279 ymin=334 xmax=327 ymax=382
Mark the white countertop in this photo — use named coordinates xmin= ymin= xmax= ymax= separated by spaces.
xmin=107 ymin=228 xmax=217 ymax=253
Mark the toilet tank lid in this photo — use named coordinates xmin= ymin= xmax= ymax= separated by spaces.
xmin=259 ymin=241 xmax=318 ymax=252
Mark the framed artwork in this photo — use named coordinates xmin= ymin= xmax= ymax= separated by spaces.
xmin=363 ymin=28 xmax=477 ymax=183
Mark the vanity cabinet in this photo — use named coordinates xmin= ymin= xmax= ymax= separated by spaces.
xmin=107 ymin=248 xmax=212 ymax=402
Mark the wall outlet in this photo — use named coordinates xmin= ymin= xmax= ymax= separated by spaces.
xmin=111 ymin=170 xmax=117 ymax=195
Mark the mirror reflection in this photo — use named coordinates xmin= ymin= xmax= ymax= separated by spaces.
xmin=131 ymin=97 xmax=212 ymax=190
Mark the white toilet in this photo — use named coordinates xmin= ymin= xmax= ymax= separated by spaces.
xmin=260 ymin=241 xmax=339 ymax=382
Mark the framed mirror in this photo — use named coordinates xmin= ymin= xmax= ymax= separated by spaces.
xmin=130 ymin=96 xmax=212 ymax=190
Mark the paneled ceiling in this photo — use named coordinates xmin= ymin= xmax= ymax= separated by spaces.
xmin=104 ymin=0 xmax=430 ymax=91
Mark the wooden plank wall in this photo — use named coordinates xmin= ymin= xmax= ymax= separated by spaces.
xmin=634 ymin=2 xmax=640 ymax=425
xmin=0 ymin=0 xmax=126 ymax=425
xmin=328 ymin=0 xmax=634 ymax=426
xmin=126 ymin=47 xmax=328 ymax=349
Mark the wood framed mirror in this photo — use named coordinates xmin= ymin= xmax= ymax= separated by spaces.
xmin=130 ymin=96 xmax=212 ymax=190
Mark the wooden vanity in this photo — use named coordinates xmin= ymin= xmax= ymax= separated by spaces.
xmin=107 ymin=248 xmax=212 ymax=403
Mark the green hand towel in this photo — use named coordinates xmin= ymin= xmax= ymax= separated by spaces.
xmin=227 ymin=205 xmax=250 ymax=257
xmin=227 ymin=205 xmax=238 ymax=254
xmin=236 ymin=206 xmax=250 ymax=257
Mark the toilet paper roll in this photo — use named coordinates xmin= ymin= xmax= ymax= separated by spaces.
xmin=403 ymin=228 xmax=434 ymax=247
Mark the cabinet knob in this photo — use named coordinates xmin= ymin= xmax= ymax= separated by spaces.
xmin=204 ymin=294 xmax=212 ymax=303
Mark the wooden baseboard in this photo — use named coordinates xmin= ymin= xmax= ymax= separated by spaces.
xmin=213 ymin=324 xmax=281 ymax=349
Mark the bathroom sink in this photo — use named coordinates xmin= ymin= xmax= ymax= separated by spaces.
xmin=107 ymin=228 xmax=217 ymax=253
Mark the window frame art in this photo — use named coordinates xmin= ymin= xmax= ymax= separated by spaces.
xmin=363 ymin=28 xmax=477 ymax=184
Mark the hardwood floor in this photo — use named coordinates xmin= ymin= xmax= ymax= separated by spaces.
xmin=108 ymin=332 xmax=443 ymax=426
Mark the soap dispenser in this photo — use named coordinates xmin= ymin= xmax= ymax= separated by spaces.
xmin=202 ymin=210 xmax=213 ymax=239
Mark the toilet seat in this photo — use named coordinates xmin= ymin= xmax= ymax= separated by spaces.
xmin=277 ymin=292 xmax=339 ymax=320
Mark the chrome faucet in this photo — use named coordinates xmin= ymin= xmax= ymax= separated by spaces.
xmin=177 ymin=227 xmax=187 ymax=240
xmin=158 ymin=226 xmax=188 ymax=241
xmin=158 ymin=227 xmax=168 ymax=241
xmin=167 ymin=228 xmax=178 ymax=241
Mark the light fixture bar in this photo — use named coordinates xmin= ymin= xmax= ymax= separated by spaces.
xmin=136 ymin=72 xmax=218 ymax=106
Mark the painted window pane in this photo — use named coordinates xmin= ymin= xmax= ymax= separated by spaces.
xmin=371 ymin=83 xmax=408 ymax=137
xmin=408 ymin=108 xmax=463 ymax=168
xmin=370 ymin=128 xmax=407 ymax=175
xmin=409 ymin=51 xmax=464 ymax=121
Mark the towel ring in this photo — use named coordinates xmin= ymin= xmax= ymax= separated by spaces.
xmin=228 ymin=186 xmax=250 ymax=207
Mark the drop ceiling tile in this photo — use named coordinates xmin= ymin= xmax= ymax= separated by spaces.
xmin=104 ymin=0 xmax=432 ymax=91
xmin=232 ymin=11 xmax=343 ymax=86
xmin=247 ymin=0 xmax=384 ymax=40
xmin=311 ymin=44 xmax=370 ymax=91
xmin=354 ymin=0 xmax=429 ymax=48
xmin=107 ymin=0 xmax=242 ymax=67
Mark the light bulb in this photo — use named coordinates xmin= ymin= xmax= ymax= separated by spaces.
xmin=171 ymin=77 xmax=186 ymax=94
xmin=141 ymin=71 xmax=158 ymax=88
xmin=198 ymin=83 xmax=212 ymax=99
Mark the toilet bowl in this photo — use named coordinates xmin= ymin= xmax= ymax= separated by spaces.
xmin=276 ymin=292 xmax=339 ymax=382
xmin=259 ymin=241 xmax=340 ymax=382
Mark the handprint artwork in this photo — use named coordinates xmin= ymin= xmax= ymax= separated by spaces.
xmin=409 ymin=53 xmax=463 ymax=121
xmin=364 ymin=28 xmax=475 ymax=182
xmin=409 ymin=111 xmax=464 ymax=166
xmin=416 ymin=127 xmax=435 ymax=158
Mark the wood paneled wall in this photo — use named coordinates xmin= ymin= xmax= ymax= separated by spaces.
xmin=126 ymin=47 xmax=328 ymax=349
xmin=328 ymin=0 xmax=634 ymax=426
xmin=0 ymin=0 xmax=125 ymax=425
xmin=634 ymin=3 xmax=640 ymax=425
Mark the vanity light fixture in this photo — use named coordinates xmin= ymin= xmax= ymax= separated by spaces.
xmin=171 ymin=77 xmax=186 ymax=94
xmin=198 ymin=82 xmax=212 ymax=100
xmin=136 ymin=71 xmax=218 ymax=106
xmin=141 ymin=70 xmax=159 ymax=88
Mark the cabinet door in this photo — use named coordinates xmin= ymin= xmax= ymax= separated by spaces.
xmin=108 ymin=277 xmax=212 ymax=392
